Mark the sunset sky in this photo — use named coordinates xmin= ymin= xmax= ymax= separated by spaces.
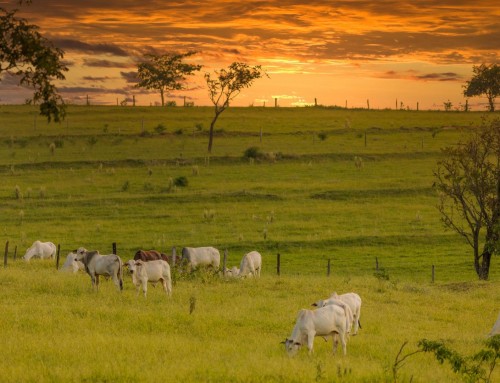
xmin=1 ymin=0 xmax=499 ymax=110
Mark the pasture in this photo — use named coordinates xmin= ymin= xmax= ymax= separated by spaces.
xmin=0 ymin=105 xmax=499 ymax=382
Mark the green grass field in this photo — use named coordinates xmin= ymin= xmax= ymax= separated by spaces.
xmin=0 ymin=105 xmax=499 ymax=382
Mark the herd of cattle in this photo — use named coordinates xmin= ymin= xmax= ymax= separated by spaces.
xmin=20 ymin=240 xmax=499 ymax=356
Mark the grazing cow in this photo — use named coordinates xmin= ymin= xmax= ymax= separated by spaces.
xmin=125 ymin=259 xmax=172 ymax=297
xmin=59 ymin=252 xmax=85 ymax=273
xmin=181 ymin=246 xmax=220 ymax=271
xmin=238 ymin=251 xmax=262 ymax=278
xmin=75 ymin=247 xmax=123 ymax=291
xmin=22 ymin=241 xmax=57 ymax=261
xmin=313 ymin=292 xmax=362 ymax=335
xmin=312 ymin=297 xmax=354 ymax=336
xmin=490 ymin=312 xmax=500 ymax=337
xmin=283 ymin=304 xmax=348 ymax=356
xmin=134 ymin=249 xmax=169 ymax=262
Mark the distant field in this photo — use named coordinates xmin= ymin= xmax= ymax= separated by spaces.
xmin=0 ymin=105 xmax=499 ymax=382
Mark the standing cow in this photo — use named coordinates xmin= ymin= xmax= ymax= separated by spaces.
xmin=22 ymin=241 xmax=57 ymax=261
xmin=125 ymin=259 xmax=172 ymax=298
xmin=239 ymin=250 xmax=262 ymax=277
xmin=181 ymin=246 xmax=220 ymax=271
xmin=75 ymin=247 xmax=123 ymax=291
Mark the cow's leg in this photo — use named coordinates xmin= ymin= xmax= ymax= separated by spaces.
xmin=112 ymin=274 xmax=121 ymax=291
xmin=166 ymin=276 xmax=172 ymax=296
xmin=339 ymin=331 xmax=347 ymax=356
xmin=160 ymin=278 xmax=168 ymax=296
xmin=307 ymin=332 xmax=315 ymax=355
xmin=332 ymin=334 xmax=338 ymax=355
xmin=135 ymin=283 xmax=141 ymax=296
xmin=142 ymin=280 xmax=147 ymax=298
xmin=95 ymin=274 xmax=100 ymax=292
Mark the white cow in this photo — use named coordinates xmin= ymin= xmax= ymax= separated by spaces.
xmin=490 ymin=311 xmax=500 ymax=337
xmin=59 ymin=252 xmax=85 ymax=273
xmin=75 ymin=247 xmax=123 ymax=291
xmin=312 ymin=297 xmax=354 ymax=336
xmin=223 ymin=266 xmax=240 ymax=278
xmin=22 ymin=241 xmax=57 ymax=261
xmin=124 ymin=259 xmax=172 ymax=297
xmin=283 ymin=304 xmax=348 ymax=356
xmin=239 ymin=250 xmax=262 ymax=277
xmin=313 ymin=292 xmax=362 ymax=335
xmin=181 ymin=246 xmax=220 ymax=271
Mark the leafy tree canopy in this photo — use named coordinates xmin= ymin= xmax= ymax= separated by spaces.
xmin=0 ymin=3 xmax=67 ymax=121
xmin=463 ymin=64 xmax=499 ymax=112
xmin=136 ymin=51 xmax=202 ymax=106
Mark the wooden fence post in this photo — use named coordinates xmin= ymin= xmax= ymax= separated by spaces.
xmin=14 ymin=245 xmax=17 ymax=260
xmin=327 ymin=258 xmax=331 ymax=276
xmin=172 ymin=246 xmax=176 ymax=267
xmin=364 ymin=131 xmax=367 ymax=147
xmin=223 ymin=249 xmax=228 ymax=277
xmin=277 ymin=253 xmax=281 ymax=276
xmin=112 ymin=242 xmax=117 ymax=255
xmin=56 ymin=244 xmax=61 ymax=270
xmin=4 ymin=241 xmax=8 ymax=267
xmin=432 ymin=265 xmax=435 ymax=283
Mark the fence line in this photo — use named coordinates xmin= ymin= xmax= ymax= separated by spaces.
xmin=1 ymin=240 xmax=450 ymax=283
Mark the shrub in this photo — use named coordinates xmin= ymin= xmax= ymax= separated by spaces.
xmin=154 ymin=124 xmax=166 ymax=134
xmin=87 ymin=136 xmax=98 ymax=146
xmin=318 ymin=132 xmax=327 ymax=141
xmin=243 ymin=146 xmax=263 ymax=159
xmin=121 ymin=180 xmax=130 ymax=191
xmin=174 ymin=176 xmax=188 ymax=187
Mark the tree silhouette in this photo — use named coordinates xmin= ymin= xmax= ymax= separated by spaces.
xmin=205 ymin=62 xmax=266 ymax=153
xmin=136 ymin=51 xmax=201 ymax=107
xmin=463 ymin=64 xmax=499 ymax=112
xmin=1 ymin=3 xmax=67 ymax=121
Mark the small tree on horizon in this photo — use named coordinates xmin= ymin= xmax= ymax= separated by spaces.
xmin=205 ymin=62 xmax=266 ymax=153
xmin=136 ymin=51 xmax=202 ymax=107
xmin=1 ymin=3 xmax=67 ymax=121
xmin=463 ymin=64 xmax=499 ymax=112
xmin=433 ymin=118 xmax=500 ymax=280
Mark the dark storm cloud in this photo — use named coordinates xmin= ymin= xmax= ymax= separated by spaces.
xmin=52 ymin=38 xmax=129 ymax=57
xmin=59 ymin=86 xmax=127 ymax=95
xmin=83 ymin=59 xmax=132 ymax=68
xmin=378 ymin=70 xmax=463 ymax=82
xmin=120 ymin=71 xmax=140 ymax=84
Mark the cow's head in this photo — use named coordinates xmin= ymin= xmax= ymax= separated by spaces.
xmin=282 ymin=338 xmax=301 ymax=356
xmin=124 ymin=260 xmax=136 ymax=274
xmin=74 ymin=247 xmax=87 ymax=261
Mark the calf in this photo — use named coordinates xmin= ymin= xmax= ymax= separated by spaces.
xmin=283 ymin=304 xmax=348 ymax=356
xmin=59 ymin=252 xmax=85 ymax=273
xmin=125 ymin=259 xmax=172 ymax=298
